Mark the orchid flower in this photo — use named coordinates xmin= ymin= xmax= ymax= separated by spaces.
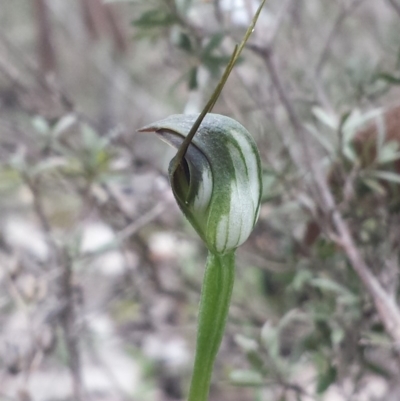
xmin=138 ymin=2 xmax=264 ymax=399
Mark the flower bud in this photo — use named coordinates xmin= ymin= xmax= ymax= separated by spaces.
xmin=139 ymin=113 xmax=262 ymax=254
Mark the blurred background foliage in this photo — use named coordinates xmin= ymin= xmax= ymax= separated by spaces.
xmin=1 ymin=0 xmax=400 ymax=400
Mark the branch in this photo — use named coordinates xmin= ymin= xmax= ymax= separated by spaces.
xmin=33 ymin=0 xmax=57 ymax=74
xmin=251 ymin=44 xmax=400 ymax=347
xmin=25 ymin=175 xmax=84 ymax=401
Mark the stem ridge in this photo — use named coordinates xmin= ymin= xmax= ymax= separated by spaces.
xmin=188 ymin=251 xmax=236 ymax=401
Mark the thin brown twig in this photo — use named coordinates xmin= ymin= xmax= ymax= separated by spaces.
xmin=24 ymin=175 xmax=84 ymax=401
xmin=57 ymin=252 xmax=84 ymax=401
xmin=33 ymin=0 xmax=57 ymax=74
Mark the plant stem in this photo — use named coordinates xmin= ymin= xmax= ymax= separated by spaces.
xmin=188 ymin=250 xmax=236 ymax=401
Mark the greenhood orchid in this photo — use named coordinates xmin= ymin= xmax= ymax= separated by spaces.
xmin=138 ymin=2 xmax=265 ymax=400
xmin=138 ymin=113 xmax=262 ymax=254
xmin=139 ymin=113 xmax=262 ymax=401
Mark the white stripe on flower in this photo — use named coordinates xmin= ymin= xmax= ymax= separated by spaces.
xmin=193 ymin=166 xmax=213 ymax=212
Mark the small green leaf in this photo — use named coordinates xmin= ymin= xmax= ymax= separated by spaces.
xmin=361 ymin=177 xmax=386 ymax=195
xmin=203 ymin=55 xmax=236 ymax=77
xmin=377 ymin=141 xmax=400 ymax=164
xmin=234 ymin=334 xmax=259 ymax=353
xmin=310 ymin=277 xmax=358 ymax=305
xmin=338 ymin=110 xmax=352 ymax=131
xmin=82 ymin=124 xmax=100 ymax=149
xmin=230 ymin=370 xmax=264 ymax=387
xmin=290 ymin=269 xmax=313 ymax=292
xmin=31 ymin=158 xmax=67 ymax=176
xmin=343 ymin=142 xmax=359 ymax=163
xmin=331 ymin=326 xmax=345 ymax=345
xmin=342 ymin=108 xmax=383 ymax=142
xmin=375 ymin=72 xmax=400 ymax=85
xmin=177 ymin=32 xmax=193 ymax=53
xmin=316 ymin=240 xmax=338 ymax=260
xmin=316 ymin=364 xmax=337 ymax=393
xmin=188 ymin=67 xmax=198 ymax=89
xmin=260 ymin=322 xmax=280 ymax=359
xmin=312 ymin=107 xmax=338 ymax=130
xmin=53 ymin=114 xmax=77 ymax=137
xmin=133 ymin=9 xmax=177 ymax=29
xmin=202 ymin=33 xmax=225 ymax=57
xmin=370 ymin=170 xmax=400 ymax=184
xmin=32 ymin=115 xmax=50 ymax=135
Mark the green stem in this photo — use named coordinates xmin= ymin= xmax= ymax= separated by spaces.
xmin=188 ymin=250 xmax=236 ymax=401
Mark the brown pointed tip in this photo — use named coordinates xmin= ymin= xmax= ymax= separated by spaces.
xmin=137 ymin=125 xmax=156 ymax=133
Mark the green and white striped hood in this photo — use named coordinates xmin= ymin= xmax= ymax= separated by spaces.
xmin=139 ymin=113 xmax=262 ymax=254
